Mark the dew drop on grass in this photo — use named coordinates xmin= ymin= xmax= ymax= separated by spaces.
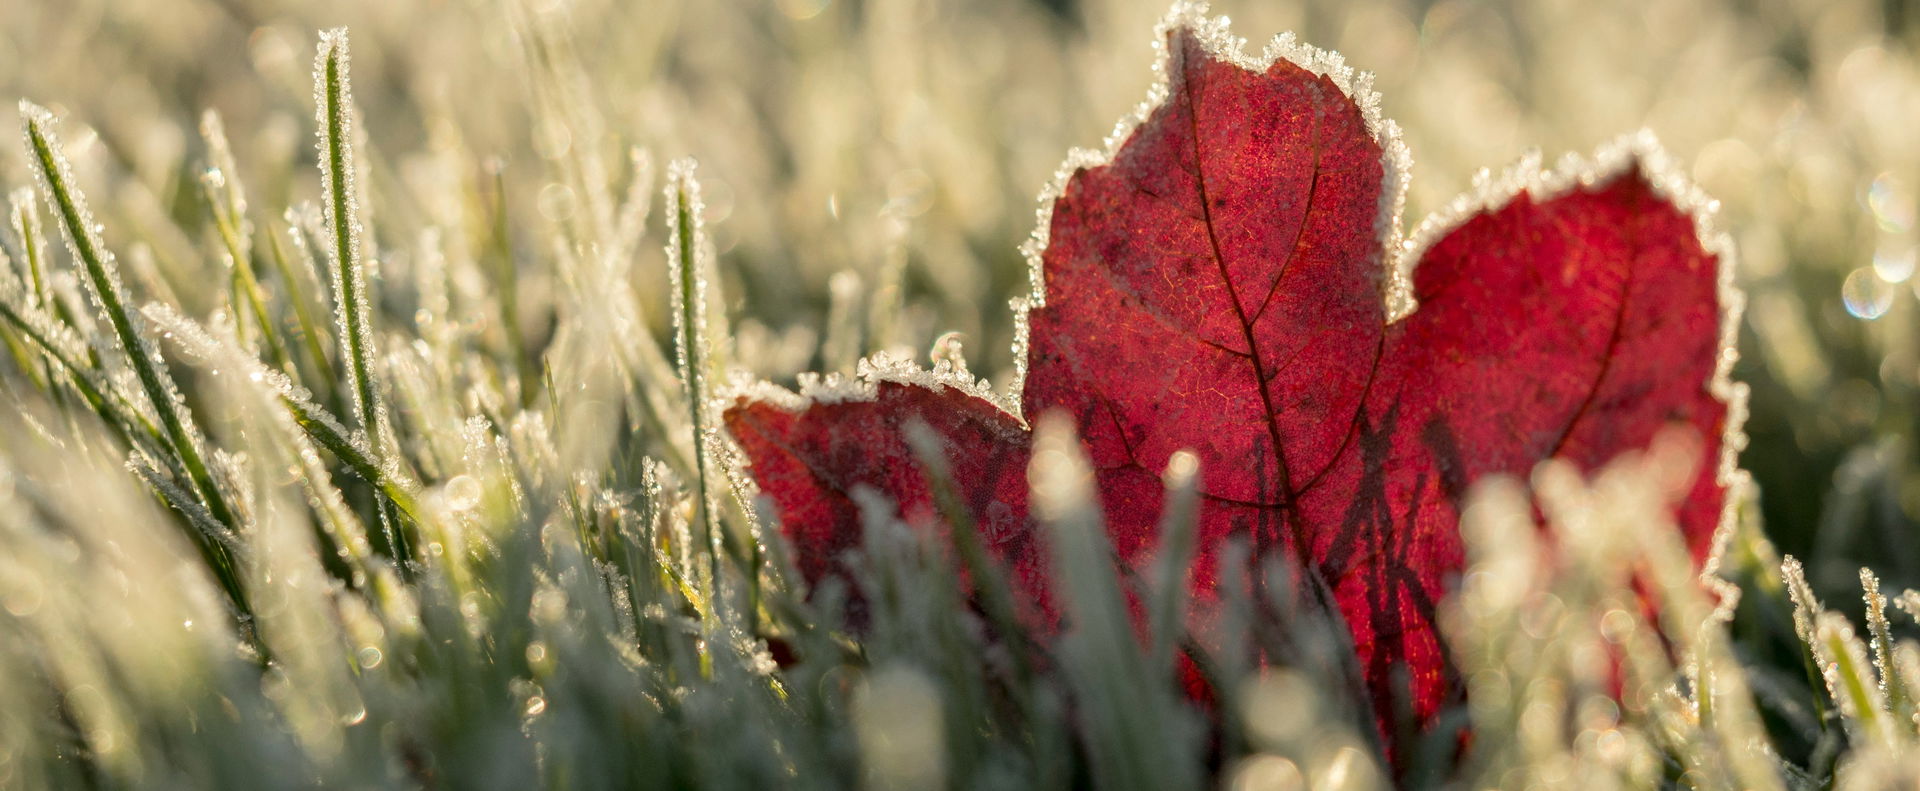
xmin=443 ymin=474 xmax=481 ymax=512
xmin=1843 ymin=267 xmax=1895 ymax=320
xmin=537 ymin=183 xmax=575 ymax=221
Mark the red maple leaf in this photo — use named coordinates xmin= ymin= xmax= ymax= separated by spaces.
xmin=723 ymin=3 xmax=1744 ymax=747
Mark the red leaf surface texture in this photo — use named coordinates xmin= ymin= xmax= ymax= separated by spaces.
xmin=723 ymin=2 xmax=1745 ymax=744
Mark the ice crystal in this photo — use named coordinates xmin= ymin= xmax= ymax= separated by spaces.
xmin=20 ymin=100 xmax=233 ymax=528
xmin=314 ymin=29 xmax=387 ymax=448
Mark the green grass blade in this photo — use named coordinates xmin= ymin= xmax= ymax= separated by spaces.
xmin=1813 ymin=611 xmax=1896 ymax=748
xmin=18 ymin=102 xmax=240 ymax=538
xmin=1781 ymin=555 xmax=1833 ymax=725
xmin=279 ymin=378 xmax=425 ymax=523
xmin=198 ymin=110 xmax=291 ymax=376
xmin=1147 ymin=450 xmax=1200 ymax=675
xmin=9 ymin=189 xmax=52 ymax=315
xmin=141 ymin=302 xmax=385 ymax=585
xmin=314 ymin=29 xmax=410 ymax=567
xmin=1861 ymin=569 xmax=1914 ymax=735
xmin=903 ymin=419 xmax=1036 ymax=684
xmin=483 ymin=161 xmax=539 ymax=408
xmin=1030 ymin=413 xmax=1200 ymax=791
xmin=666 ymin=158 xmax=721 ymax=598
xmin=262 ymin=217 xmax=338 ymax=396
xmin=0 ymin=284 xmax=164 ymax=451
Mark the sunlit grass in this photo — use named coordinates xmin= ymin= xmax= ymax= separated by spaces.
xmin=1 ymin=0 xmax=1920 ymax=788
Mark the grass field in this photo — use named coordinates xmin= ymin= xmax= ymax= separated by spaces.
xmin=2 ymin=0 xmax=1920 ymax=787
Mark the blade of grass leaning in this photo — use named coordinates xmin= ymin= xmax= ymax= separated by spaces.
xmin=18 ymin=102 xmax=242 ymax=541
xmin=1782 ymin=556 xmax=1834 ymax=726
xmin=315 ymin=28 xmax=410 ymax=567
xmin=1812 ymin=610 xmax=1897 ymax=749
xmin=262 ymin=217 xmax=338 ymax=395
xmin=281 ymin=206 xmax=351 ymax=416
xmin=1147 ymin=449 xmax=1200 ymax=676
xmin=9 ymin=189 xmax=55 ymax=317
xmin=0 ymin=306 xmax=37 ymax=389
xmin=665 ymin=158 xmax=721 ymax=600
xmin=0 ymin=245 xmax=42 ymax=388
xmin=904 ymin=418 xmax=1035 ymax=684
xmin=0 ymin=282 xmax=165 ymax=453
xmin=282 ymin=368 xmax=424 ymax=523
xmin=1029 ymin=412 xmax=1199 ymax=791
xmin=199 ymin=110 xmax=291 ymax=375
xmin=141 ymin=302 xmax=385 ymax=589
xmin=8 ymin=192 xmax=78 ymax=410
xmin=0 ymin=254 xmax=250 ymax=615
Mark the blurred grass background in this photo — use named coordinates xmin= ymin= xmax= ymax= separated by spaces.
xmin=1 ymin=0 xmax=1914 ymax=652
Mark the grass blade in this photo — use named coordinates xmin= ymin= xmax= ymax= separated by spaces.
xmin=9 ymin=189 xmax=52 ymax=315
xmin=1029 ymin=413 xmax=1199 ymax=791
xmin=314 ymin=29 xmax=410 ymax=567
xmin=666 ymin=159 xmax=721 ymax=596
xmin=1861 ymin=569 xmax=1913 ymax=736
xmin=0 ymin=280 xmax=163 ymax=452
xmin=263 ymin=217 xmax=339 ymax=397
xmin=19 ymin=102 xmax=241 ymax=542
xmin=904 ymin=418 xmax=1036 ymax=684
xmin=1812 ymin=611 xmax=1896 ymax=748
xmin=1148 ymin=449 xmax=1200 ymax=675
xmin=199 ymin=110 xmax=291 ymax=376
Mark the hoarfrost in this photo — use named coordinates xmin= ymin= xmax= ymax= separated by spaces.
xmin=198 ymin=109 xmax=251 ymax=246
xmin=613 ymin=147 xmax=655 ymax=265
xmin=313 ymin=29 xmax=389 ymax=454
xmin=1781 ymin=555 xmax=1822 ymax=649
xmin=665 ymin=158 xmax=711 ymax=409
xmin=8 ymin=188 xmax=50 ymax=309
xmin=141 ymin=302 xmax=381 ymax=567
xmin=1861 ymin=568 xmax=1906 ymax=706
xmin=20 ymin=100 xmax=225 ymax=519
xmin=127 ymin=450 xmax=234 ymax=551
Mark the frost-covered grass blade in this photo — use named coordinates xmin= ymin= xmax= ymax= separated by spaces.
xmin=314 ymin=29 xmax=411 ymax=568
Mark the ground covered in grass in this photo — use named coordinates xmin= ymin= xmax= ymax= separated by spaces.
xmin=2 ymin=0 xmax=1920 ymax=788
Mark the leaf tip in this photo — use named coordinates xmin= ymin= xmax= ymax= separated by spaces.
xmin=317 ymin=26 xmax=350 ymax=51
xmin=17 ymin=99 xmax=51 ymax=126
